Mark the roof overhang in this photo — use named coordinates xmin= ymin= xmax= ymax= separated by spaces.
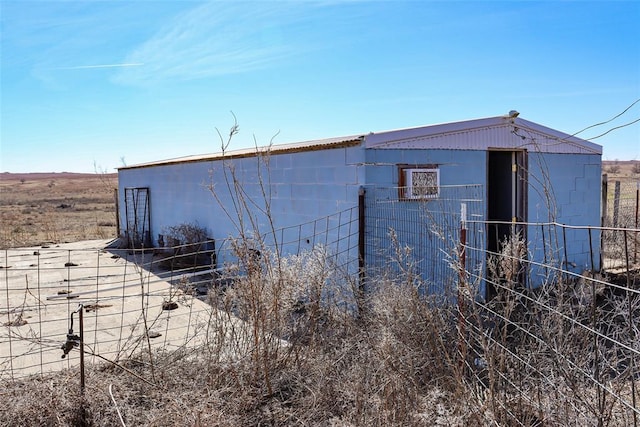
xmin=364 ymin=115 xmax=602 ymax=155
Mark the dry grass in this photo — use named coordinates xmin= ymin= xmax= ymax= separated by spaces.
xmin=0 ymin=268 xmax=471 ymax=426
xmin=2 ymin=239 xmax=637 ymax=426
xmin=0 ymin=173 xmax=118 ymax=248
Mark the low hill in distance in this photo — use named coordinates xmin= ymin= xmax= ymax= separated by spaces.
xmin=1 ymin=172 xmax=117 ymax=181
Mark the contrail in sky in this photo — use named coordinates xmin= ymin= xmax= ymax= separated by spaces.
xmin=56 ymin=63 xmax=144 ymax=70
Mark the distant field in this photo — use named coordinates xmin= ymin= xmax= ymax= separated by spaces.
xmin=0 ymin=172 xmax=118 ymax=248
xmin=0 ymin=162 xmax=637 ymax=249
xmin=602 ymin=160 xmax=640 ymax=183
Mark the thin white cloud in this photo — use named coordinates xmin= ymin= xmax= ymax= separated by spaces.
xmin=56 ymin=63 xmax=144 ymax=70
xmin=112 ymin=2 xmax=317 ymax=86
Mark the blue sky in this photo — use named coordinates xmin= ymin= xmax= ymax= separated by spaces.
xmin=1 ymin=0 xmax=639 ymax=173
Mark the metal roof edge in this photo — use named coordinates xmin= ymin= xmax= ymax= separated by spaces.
xmin=513 ymin=118 xmax=603 ymax=155
xmin=118 ymin=135 xmax=365 ymax=171
xmin=364 ymin=115 xmax=603 ymax=155
xmin=364 ymin=116 xmax=508 ymax=146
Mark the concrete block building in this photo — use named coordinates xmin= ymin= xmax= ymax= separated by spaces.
xmin=118 ymin=113 xmax=602 ymax=298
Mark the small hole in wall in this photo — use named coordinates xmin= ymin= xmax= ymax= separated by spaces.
xmin=306 ymin=239 xmax=310 ymax=244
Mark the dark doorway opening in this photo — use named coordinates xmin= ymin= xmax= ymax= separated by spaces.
xmin=486 ymin=150 xmax=527 ymax=299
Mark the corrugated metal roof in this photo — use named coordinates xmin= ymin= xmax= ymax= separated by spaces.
xmin=365 ymin=116 xmax=602 ymax=155
xmin=119 ymin=135 xmax=365 ymax=170
xmin=120 ymin=114 xmax=601 ymax=171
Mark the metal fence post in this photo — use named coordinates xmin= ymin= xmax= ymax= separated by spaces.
xmin=613 ymin=180 xmax=621 ymax=228
xmin=600 ymin=174 xmax=608 ymax=271
xmin=358 ymin=187 xmax=366 ymax=309
xmin=458 ymin=203 xmax=467 ymax=369
xmin=601 ymin=174 xmax=608 ymax=227
xmin=635 ymin=182 xmax=639 ymax=264
xmin=78 ymin=304 xmax=85 ymax=394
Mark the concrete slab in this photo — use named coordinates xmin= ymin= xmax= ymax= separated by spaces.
xmin=1 ymin=239 xmax=227 ymax=380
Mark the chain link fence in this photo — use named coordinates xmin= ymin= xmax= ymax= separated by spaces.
xmin=601 ymin=175 xmax=640 ymax=268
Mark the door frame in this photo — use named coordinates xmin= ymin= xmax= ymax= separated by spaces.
xmin=486 ymin=149 xmax=528 ymax=298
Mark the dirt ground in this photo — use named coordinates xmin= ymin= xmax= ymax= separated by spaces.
xmin=0 ymin=173 xmax=118 ymax=249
